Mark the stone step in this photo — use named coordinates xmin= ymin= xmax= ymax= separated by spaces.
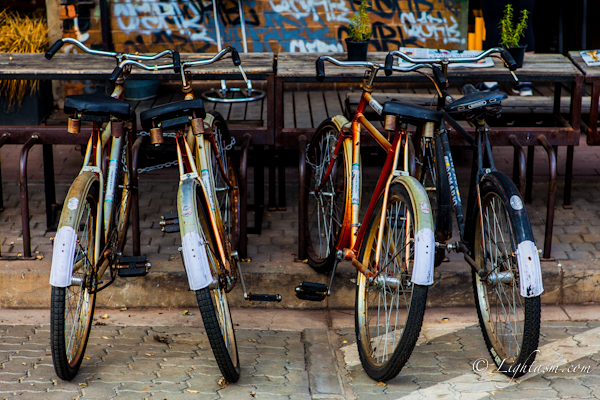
xmin=0 ymin=258 xmax=585 ymax=309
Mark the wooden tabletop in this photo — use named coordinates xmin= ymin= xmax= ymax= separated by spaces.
xmin=0 ymin=52 xmax=274 ymax=80
xmin=568 ymin=51 xmax=600 ymax=80
xmin=277 ymin=52 xmax=583 ymax=84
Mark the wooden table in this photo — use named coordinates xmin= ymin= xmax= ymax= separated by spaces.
xmin=277 ymin=52 xmax=584 ymax=260
xmin=0 ymin=52 xmax=276 ymax=259
xmin=569 ymin=51 xmax=600 ymax=145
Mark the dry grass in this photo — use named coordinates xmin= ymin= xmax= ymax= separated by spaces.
xmin=0 ymin=9 xmax=49 ymax=110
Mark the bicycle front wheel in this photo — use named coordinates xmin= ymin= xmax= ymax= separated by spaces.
xmin=50 ymin=182 xmax=99 ymax=381
xmin=305 ymin=119 xmax=352 ymax=272
xmin=184 ymin=183 xmax=240 ymax=383
xmin=472 ymin=181 xmax=541 ymax=378
xmin=355 ymin=181 xmax=429 ymax=382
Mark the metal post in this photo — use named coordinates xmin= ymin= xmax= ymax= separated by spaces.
xmin=298 ymin=135 xmax=307 ymax=261
xmin=19 ymin=135 xmax=38 ymax=258
xmin=509 ymin=135 xmax=526 ymax=196
xmin=538 ymin=135 xmax=557 ymax=260
xmin=42 ymin=144 xmax=57 ymax=229
xmin=0 ymin=133 xmax=10 ymax=211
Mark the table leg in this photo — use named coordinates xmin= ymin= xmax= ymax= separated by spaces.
xmin=538 ymin=135 xmax=556 ymax=261
xmin=564 ymin=145 xmax=574 ymax=209
xmin=43 ymin=144 xmax=58 ymax=230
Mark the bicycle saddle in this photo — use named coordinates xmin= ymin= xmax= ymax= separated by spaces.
xmin=445 ymin=85 xmax=507 ymax=114
xmin=64 ymin=86 xmax=131 ymax=122
xmin=383 ymin=99 xmax=442 ymax=124
xmin=140 ymin=99 xmax=206 ymax=132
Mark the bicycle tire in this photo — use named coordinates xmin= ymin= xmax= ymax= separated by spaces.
xmin=50 ymin=183 xmax=99 ymax=381
xmin=415 ymin=134 xmax=451 ymax=266
xmin=471 ymin=180 xmax=541 ymax=378
xmin=305 ymin=119 xmax=352 ymax=272
xmin=207 ymin=110 xmax=240 ymax=252
xmin=189 ymin=185 xmax=241 ymax=383
xmin=355 ymin=180 xmax=429 ymax=382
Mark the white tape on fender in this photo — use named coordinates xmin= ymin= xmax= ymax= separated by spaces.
xmin=411 ymin=228 xmax=435 ymax=285
xmin=181 ymin=231 xmax=213 ymax=290
xmin=517 ymin=240 xmax=544 ymax=297
xmin=49 ymin=226 xmax=77 ymax=287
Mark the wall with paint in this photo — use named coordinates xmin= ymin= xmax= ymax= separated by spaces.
xmin=61 ymin=0 xmax=468 ymax=54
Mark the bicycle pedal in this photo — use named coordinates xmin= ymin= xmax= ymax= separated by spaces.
xmin=160 ymin=212 xmax=180 ymax=233
xmin=117 ymin=256 xmax=150 ymax=277
xmin=295 ymin=281 xmax=328 ymax=302
xmin=246 ymin=294 xmax=282 ymax=302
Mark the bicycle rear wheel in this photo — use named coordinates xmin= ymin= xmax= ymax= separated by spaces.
xmin=50 ymin=183 xmax=98 ymax=381
xmin=355 ymin=181 xmax=429 ymax=382
xmin=472 ymin=181 xmax=541 ymax=378
xmin=207 ymin=111 xmax=240 ymax=251
xmin=305 ymin=119 xmax=351 ymax=272
xmin=415 ymin=134 xmax=451 ymax=266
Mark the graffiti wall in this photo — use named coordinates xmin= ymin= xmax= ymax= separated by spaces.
xmin=63 ymin=0 xmax=468 ymax=54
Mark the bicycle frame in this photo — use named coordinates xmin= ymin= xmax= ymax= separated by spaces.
xmin=314 ymin=72 xmax=413 ymax=276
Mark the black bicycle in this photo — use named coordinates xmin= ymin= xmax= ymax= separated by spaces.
xmin=383 ymin=48 xmax=543 ymax=378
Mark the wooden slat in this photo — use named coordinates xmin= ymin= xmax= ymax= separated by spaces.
xmin=246 ymin=98 xmax=263 ymax=121
xmin=0 ymin=52 xmax=274 ymax=80
xmin=228 ymin=101 xmax=247 ymax=121
xmin=294 ymin=92 xmax=312 ymax=129
xmin=283 ymin=91 xmax=294 ymax=128
xmin=308 ymin=91 xmax=328 ymax=129
xmin=324 ymin=91 xmax=343 ymax=118
xmin=277 ymin=52 xmax=583 ymax=83
xmin=213 ymin=100 xmax=231 ymax=120
xmin=135 ymin=98 xmax=157 ymax=124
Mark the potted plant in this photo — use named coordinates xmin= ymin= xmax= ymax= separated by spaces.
xmin=499 ymin=4 xmax=529 ymax=68
xmin=0 ymin=10 xmax=53 ymax=125
xmin=345 ymin=0 xmax=372 ymax=61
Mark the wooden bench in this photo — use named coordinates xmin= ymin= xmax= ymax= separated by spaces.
xmin=276 ymin=52 xmax=584 ymax=260
xmin=0 ymin=52 xmax=275 ymax=259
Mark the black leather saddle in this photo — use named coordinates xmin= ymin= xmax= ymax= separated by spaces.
xmin=64 ymin=86 xmax=130 ymax=122
xmin=382 ymin=99 xmax=442 ymax=125
xmin=140 ymin=99 xmax=206 ymax=132
xmin=445 ymin=86 xmax=507 ymax=114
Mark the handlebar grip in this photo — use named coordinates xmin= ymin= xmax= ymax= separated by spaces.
xmin=173 ymin=51 xmax=181 ymax=73
xmin=230 ymin=47 xmax=241 ymax=66
xmin=432 ymin=66 xmax=447 ymax=87
xmin=316 ymin=58 xmax=325 ymax=82
xmin=501 ymin=48 xmax=518 ymax=71
xmin=109 ymin=66 xmax=123 ymax=82
xmin=384 ymin=53 xmax=394 ymax=76
xmin=45 ymin=39 xmax=64 ymax=60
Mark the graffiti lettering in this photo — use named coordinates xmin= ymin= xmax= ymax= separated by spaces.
xmin=400 ymin=11 xmax=465 ymax=45
xmin=268 ymin=0 xmax=351 ymax=23
xmin=290 ymin=39 xmax=344 ymax=52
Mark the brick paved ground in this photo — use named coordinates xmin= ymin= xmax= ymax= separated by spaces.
xmin=0 ymin=306 xmax=600 ymax=399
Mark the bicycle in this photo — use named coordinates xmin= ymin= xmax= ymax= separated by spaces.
xmin=383 ymin=48 xmax=543 ymax=378
xmin=45 ymin=38 xmax=177 ymax=380
xmin=297 ymin=55 xmax=436 ymax=382
xmin=125 ymin=46 xmax=278 ymax=383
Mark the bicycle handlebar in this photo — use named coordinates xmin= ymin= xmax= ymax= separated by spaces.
xmin=45 ymin=38 xmax=176 ymax=63
xmin=315 ymin=55 xmax=384 ymax=82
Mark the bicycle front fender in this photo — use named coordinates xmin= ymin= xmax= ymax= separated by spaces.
xmin=481 ymin=172 xmax=543 ymax=298
xmin=178 ymin=178 xmax=214 ymax=291
xmin=50 ymin=172 xmax=98 ymax=287
xmin=392 ymin=175 xmax=435 ymax=286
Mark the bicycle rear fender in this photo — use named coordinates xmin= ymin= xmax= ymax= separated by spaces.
xmin=178 ymin=177 xmax=214 ymax=291
xmin=481 ymin=172 xmax=544 ymax=297
xmin=392 ymin=175 xmax=435 ymax=285
xmin=50 ymin=172 xmax=98 ymax=287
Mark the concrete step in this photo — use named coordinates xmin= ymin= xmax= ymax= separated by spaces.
xmin=0 ymin=257 xmax=594 ymax=309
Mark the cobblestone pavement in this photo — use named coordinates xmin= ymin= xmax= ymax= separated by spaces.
xmin=1 ymin=306 xmax=600 ymax=399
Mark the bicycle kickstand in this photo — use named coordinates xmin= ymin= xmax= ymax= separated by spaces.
xmin=234 ymin=252 xmax=282 ymax=302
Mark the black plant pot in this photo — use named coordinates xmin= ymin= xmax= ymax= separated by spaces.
xmin=345 ymin=38 xmax=370 ymax=61
xmin=505 ymin=45 xmax=527 ymax=68
xmin=0 ymin=80 xmax=54 ymax=125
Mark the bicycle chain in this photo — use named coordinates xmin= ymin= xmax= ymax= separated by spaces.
xmin=131 ymin=131 xmax=235 ymax=175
